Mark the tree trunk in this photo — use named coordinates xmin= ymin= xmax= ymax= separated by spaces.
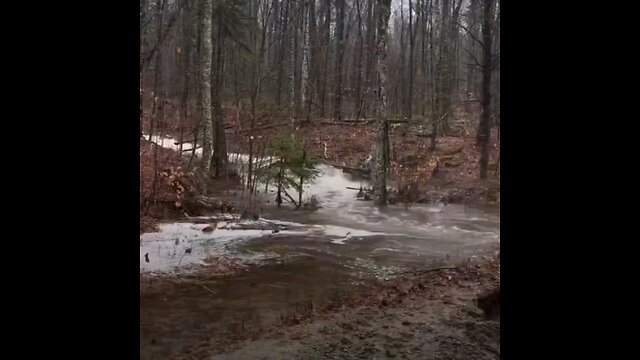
xmin=200 ymin=0 xmax=214 ymax=173
xmin=212 ymin=11 xmax=228 ymax=177
xmin=180 ymin=0 xmax=195 ymax=153
xmin=407 ymin=0 xmax=415 ymax=120
xmin=427 ymin=0 xmax=437 ymax=150
xmin=305 ymin=0 xmax=317 ymax=122
xmin=399 ymin=0 xmax=406 ymax=118
xmin=465 ymin=0 xmax=479 ymax=98
xmin=298 ymin=148 xmax=307 ymax=208
xmin=333 ymin=0 xmax=346 ymax=121
xmin=372 ymin=0 xmax=392 ymax=206
xmin=294 ymin=1 xmax=304 ymax=121
xmin=353 ymin=0 xmax=365 ymax=119
xmin=319 ymin=0 xmax=331 ymax=119
xmin=288 ymin=1 xmax=296 ymax=125
xmin=478 ymin=0 xmax=494 ymax=180
xmin=362 ymin=0 xmax=376 ymax=118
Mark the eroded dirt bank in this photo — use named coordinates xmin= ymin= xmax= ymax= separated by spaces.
xmin=166 ymin=254 xmax=500 ymax=360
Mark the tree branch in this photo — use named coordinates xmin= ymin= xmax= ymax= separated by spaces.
xmin=457 ymin=22 xmax=485 ymax=48
xmin=140 ymin=0 xmax=188 ymax=72
xmin=282 ymin=188 xmax=299 ymax=208
xmin=463 ymin=47 xmax=482 ymax=69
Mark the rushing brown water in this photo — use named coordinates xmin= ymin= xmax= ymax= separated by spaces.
xmin=140 ymin=149 xmax=500 ymax=359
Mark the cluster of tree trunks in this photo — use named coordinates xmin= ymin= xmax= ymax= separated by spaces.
xmin=140 ymin=0 xmax=500 ymax=204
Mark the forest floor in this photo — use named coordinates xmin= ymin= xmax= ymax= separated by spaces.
xmin=141 ymin=105 xmax=500 ymax=233
xmin=140 ymin=139 xmax=240 ymax=234
xmin=167 ymin=253 xmax=500 ymax=360
xmin=225 ymin=118 xmax=500 ymax=206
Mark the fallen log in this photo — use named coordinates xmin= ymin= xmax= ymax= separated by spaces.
xmin=182 ymin=146 xmax=202 ymax=152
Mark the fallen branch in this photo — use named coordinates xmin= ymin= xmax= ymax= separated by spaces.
xmin=282 ymin=188 xmax=299 ymax=208
xmin=182 ymin=146 xmax=202 ymax=152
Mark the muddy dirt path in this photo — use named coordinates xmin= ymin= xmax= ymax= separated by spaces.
xmin=182 ymin=256 xmax=500 ymax=360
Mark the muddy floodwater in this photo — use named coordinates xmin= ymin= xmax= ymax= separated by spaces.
xmin=140 ymin=141 xmax=499 ymax=359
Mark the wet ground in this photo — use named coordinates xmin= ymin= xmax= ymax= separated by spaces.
xmin=140 ymin=138 xmax=500 ymax=359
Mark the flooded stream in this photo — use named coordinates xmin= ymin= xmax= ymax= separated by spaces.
xmin=140 ymin=136 xmax=500 ymax=358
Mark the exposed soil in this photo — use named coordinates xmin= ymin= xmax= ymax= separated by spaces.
xmin=155 ymin=254 xmax=500 ymax=359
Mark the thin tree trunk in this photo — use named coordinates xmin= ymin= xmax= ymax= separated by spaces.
xmin=478 ymin=0 xmax=493 ymax=180
xmin=319 ymin=0 xmax=331 ymax=119
xmin=212 ymin=9 xmax=228 ymax=177
xmin=150 ymin=0 xmax=167 ymax=204
xmin=354 ymin=0 xmax=365 ymax=119
xmin=399 ymin=0 xmax=406 ymax=118
xmin=288 ymin=1 xmax=296 ymax=125
xmin=465 ymin=0 xmax=478 ymax=98
xmin=200 ymin=0 xmax=214 ymax=174
xmin=334 ymin=0 xmax=346 ymax=121
xmin=305 ymin=0 xmax=317 ymax=123
xmin=302 ymin=0 xmax=311 ymax=122
xmin=297 ymin=148 xmax=307 ymax=208
xmin=363 ymin=0 xmax=377 ymax=118
xmin=427 ymin=0 xmax=438 ymax=151
xmin=407 ymin=0 xmax=415 ymax=120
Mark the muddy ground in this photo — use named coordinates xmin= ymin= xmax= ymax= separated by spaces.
xmin=141 ymin=103 xmax=500 ymax=359
xmin=154 ymin=254 xmax=500 ymax=360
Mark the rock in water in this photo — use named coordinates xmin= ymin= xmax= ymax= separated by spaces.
xmin=302 ymin=195 xmax=321 ymax=211
xmin=202 ymin=225 xmax=215 ymax=233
